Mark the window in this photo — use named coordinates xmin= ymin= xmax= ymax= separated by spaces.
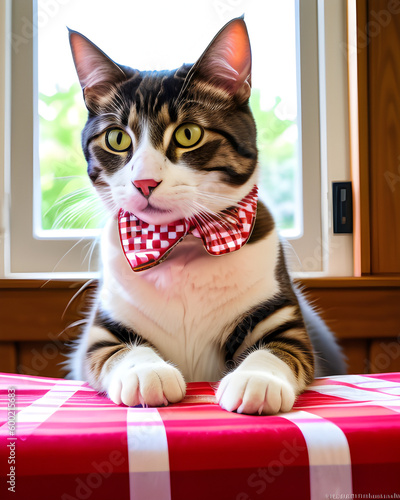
xmin=0 ymin=0 xmax=353 ymax=277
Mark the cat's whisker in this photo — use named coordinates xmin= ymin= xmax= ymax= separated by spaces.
xmin=47 ymin=187 xmax=93 ymax=206
xmin=54 ymin=176 xmax=89 ymax=182
xmin=43 ymin=187 xmax=94 ymax=217
xmin=196 ymin=190 xmax=242 ymax=205
xmin=50 ymin=236 xmax=87 ymax=273
xmin=193 ymin=210 xmax=232 ymax=235
xmin=52 ymin=200 xmax=95 ymax=224
xmin=82 ymin=237 xmax=101 ymax=272
xmin=51 ymin=192 xmax=106 ymax=230
xmin=191 ymin=201 xmax=235 ymax=233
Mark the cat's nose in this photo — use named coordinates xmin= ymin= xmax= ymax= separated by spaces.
xmin=133 ymin=179 xmax=161 ymax=198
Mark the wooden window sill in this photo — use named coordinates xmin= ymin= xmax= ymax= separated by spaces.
xmin=1 ymin=276 xmax=400 ymax=289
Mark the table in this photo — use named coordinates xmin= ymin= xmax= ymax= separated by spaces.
xmin=1 ymin=372 xmax=400 ymax=499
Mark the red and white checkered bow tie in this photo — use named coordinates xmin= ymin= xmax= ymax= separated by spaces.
xmin=118 ymin=185 xmax=258 ymax=272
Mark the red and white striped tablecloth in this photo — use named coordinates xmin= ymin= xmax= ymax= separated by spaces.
xmin=1 ymin=372 xmax=400 ymax=500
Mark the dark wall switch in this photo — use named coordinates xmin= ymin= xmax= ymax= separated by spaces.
xmin=333 ymin=182 xmax=353 ymax=233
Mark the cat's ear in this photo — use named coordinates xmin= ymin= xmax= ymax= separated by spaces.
xmin=189 ymin=17 xmax=251 ymax=102
xmin=68 ymin=29 xmax=127 ymax=111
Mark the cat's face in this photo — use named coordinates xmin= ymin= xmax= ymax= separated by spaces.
xmin=70 ymin=18 xmax=258 ymax=225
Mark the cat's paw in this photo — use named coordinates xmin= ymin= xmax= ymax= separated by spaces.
xmin=108 ymin=362 xmax=186 ymax=407
xmin=216 ymin=370 xmax=296 ymax=415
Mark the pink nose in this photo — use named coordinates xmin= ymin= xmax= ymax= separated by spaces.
xmin=133 ymin=179 xmax=161 ymax=197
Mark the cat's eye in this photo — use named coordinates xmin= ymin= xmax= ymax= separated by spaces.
xmin=105 ymin=129 xmax=132 ymax=152
xmin=174 ymin=123 xmax=203 ymax=148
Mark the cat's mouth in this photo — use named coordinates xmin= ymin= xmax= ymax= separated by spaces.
xmin=142 ymin=202 xmax=172 ymax=215
xmin=134 ymin=201 xmax=176 ymax=225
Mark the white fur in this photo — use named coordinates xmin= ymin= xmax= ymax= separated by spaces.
xmin=87 ymin=214 xmax=303 ymax=414
xmin=100 ymin=216 xmax=281 ymax=382
xmin=72 ymin=132 xmax=304 ymax=414
xmin=216 ymin=350 xmax=297 ymax=414
xmin=105 ymin=346 xmax=186 ymax=407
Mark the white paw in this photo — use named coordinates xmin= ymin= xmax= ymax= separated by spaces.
xmin=216 ymin=370 xmax=296 ymax=415
xmin=108 ymin=362 xmax=186 ymax=407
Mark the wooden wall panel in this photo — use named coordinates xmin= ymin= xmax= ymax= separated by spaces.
xmin=368 ymin=0 xmax=400 ymax=273
xmin=340 ymin=339 xmax=369 ymax=374
xmin=369 ymin=338 xmax=400 ymax=373
xmin=18 ymin=341 xmax=69 ymax=378
xmin=301 ymin=280 xmax=400 ymax=338
xmin=0 ymin=280 xmax=92 ymax=342
xmin=0 ymin=343 xmax=17 ymax=373
xmin=1 ymin=278 xmax=399 ymax=377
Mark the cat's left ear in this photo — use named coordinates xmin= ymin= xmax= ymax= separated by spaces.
xmin=189 ymin=17 xmax=252 ymax=102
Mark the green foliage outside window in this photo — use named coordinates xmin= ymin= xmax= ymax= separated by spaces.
xmin=39 ymin=86 xmax=296 ymax=231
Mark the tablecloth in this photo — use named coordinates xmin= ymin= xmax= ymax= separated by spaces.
xmin=1 ymin=372 xmax=400 ymax=500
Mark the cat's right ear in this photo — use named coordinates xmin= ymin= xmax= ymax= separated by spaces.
xmin=68 ymin=29 xmax=127 ymax=112
xmin=186 ymin=17 xmax=252 ymax=103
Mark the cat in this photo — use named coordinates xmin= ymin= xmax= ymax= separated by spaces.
xmin=68 ymin=17 xmax=346 ymax=415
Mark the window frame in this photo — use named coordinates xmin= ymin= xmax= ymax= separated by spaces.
xmin=0 ymin=0 xmax=353 ymax=278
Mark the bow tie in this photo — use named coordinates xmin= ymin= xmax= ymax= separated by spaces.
xmin=118 ymin=185 xmax=258 ymax=272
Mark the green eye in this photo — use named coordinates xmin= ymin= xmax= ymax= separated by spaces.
xmin=174 ymin=123 xmax=203 ymax=148
xmin=105 ymin=129 xmax=132 ymax=152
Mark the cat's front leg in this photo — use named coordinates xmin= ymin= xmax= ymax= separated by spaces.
xmin=217 ymin=338 xmax=314 ymax=415
xmin=80 ymin=319 xmax=186 ymax=407
xmin=105 ymin=345 xmax=186 ymax=407
xmin=216 ymin=350 xmax=299 ymax=415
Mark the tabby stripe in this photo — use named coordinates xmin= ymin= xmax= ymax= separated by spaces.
xmin=181 ymin=140 xmax=222 ymax=167
xmin=208 ymin=127 xmax=257 ymax=160
xmin=267 ymin=337 xmax=311 ymax=361
xmin=200 ymin=165 xmax=253 ymax=186
xmin=266 ymin=338 xmax=315 ymax=384
xmin=252 ymin=320 xmax=309 ymax=350
xmin=260 ymin=335 xmax=315 ymax=370
xmin=92 ymin=144 xmax=129 ymax=174
xmin=151 ymin=75 xmax=168 ymax=115
xmin=94 ymin=310 xmax=144 ymax=345
xmin=274 ymin=346 xmax=314 ymax=385
xmin=88 ymin=344 xmax=127 ymax=380
xmin=235 ymin=322 xmax=314 ymax=384
xmin=268 ymin=345 xmax=302 ymax=378
xmin=224 ymin=296 xmax=295 ymax=363
xmin=87 ymin=340 xmax=121 ymax=355
xmin=272 ymin=336 xmax=315 ymax=361
xmin=232 ymin=305 xmax=300 ymax=359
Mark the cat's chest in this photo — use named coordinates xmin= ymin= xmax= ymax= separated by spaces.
xmin=99 ymin=219 xmax=279 ymax=380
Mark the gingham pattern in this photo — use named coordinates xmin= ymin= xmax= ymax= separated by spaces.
xmin=118 ymin=185 xmax=258 ymax=272
xmin=1 ymin=373 xmax=400 ymax=500
xmin=118 ymin=215 xmax=191 ymax=271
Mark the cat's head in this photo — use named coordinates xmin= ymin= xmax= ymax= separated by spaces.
xmin=69 ymin=18 xmax=258 ymax=225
